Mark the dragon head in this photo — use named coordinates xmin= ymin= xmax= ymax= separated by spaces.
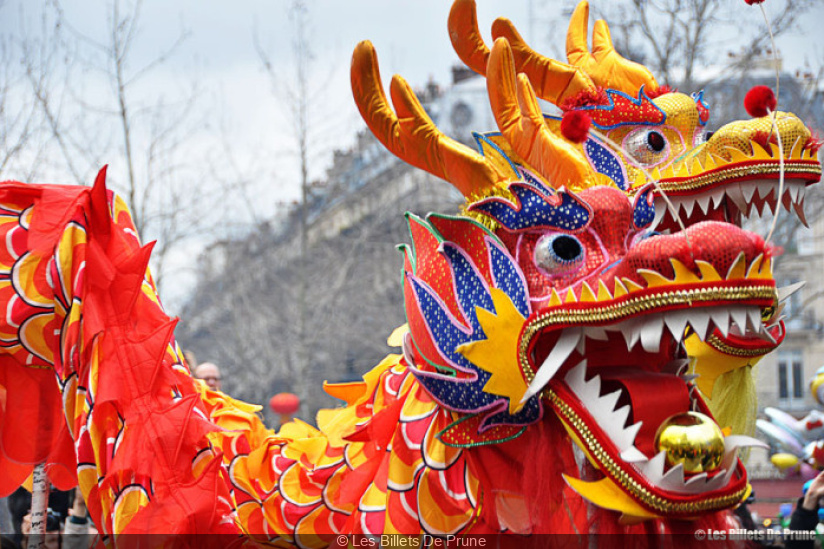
xmin=352 ymin=17 xmax=778 ymax=520
xmin=448 ymin=0 xmax=812 ymax=416
xmin=449 ymin=0 xmax=821 ymax=233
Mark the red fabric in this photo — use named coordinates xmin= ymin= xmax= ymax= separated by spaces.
xmin=561 ymin=110 xmax=592 ymax=143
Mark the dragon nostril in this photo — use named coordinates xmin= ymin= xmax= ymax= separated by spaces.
xmin=647 ymin=131 xmax=666 ymax=152
xmin=552 ymin=235 xmax=583 ymax=261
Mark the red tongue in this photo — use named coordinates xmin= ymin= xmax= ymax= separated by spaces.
xmin=598 ymin=369 xmax=691 ymax=457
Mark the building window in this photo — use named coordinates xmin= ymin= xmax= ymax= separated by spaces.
xmin=793 ymin=361 xmax=804 ymax=399
xmin=778 ymin=349 xmax=804 ymax=401
xmin=779 ymin=362 xmax=788 ymax=399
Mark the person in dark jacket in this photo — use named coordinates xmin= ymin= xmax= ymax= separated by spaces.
xmin=786 ymin=471 xmax=824 ymax=549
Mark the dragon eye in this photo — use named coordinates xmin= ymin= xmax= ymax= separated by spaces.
xmin=535 ymin=234 xmax=585 ymax=276
xmin=625 ymin=128 xmax=670 ymax=166
xmin=647 ymin=131 xmax=666 ymax=152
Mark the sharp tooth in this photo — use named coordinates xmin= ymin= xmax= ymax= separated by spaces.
xmin=705 ymin=469 xmax=729 ymax=492
xmin=521 ymin=329 xmax=582 ymax=403
xmin=643 ymin=451 xmax=668 ymax=483
xmin=619 ymin=319 xmax=642 ymax=351
xmin=799 ymin=185 xmax=807 ymax=203
xmin=794 ymin=198 xmax=809 ymax=227
xmin=759 ymin=325 xmax=777 ymax=345
xmin=746 ymin=308 xmax=763 ymax=332
xmin=725 ymin=186 xmax=748 ymax=214
xmin=615 ymin=422 xmax=643 ymax=452
xmin=612 ymin=404 xmax=631 ymax=430
xmin=663 ymin=310 xmax=691 ymax=341
xmin=721 ymin=464 xmax=737 ymax=486
xmin=710 ymin=188 xmax=726 ymax=208
xmin=583 ymin=326 xmax=609 ymax=341
xmin=756 ymin=181 xmax=774 ymax=200
xmin=741 ymin=182 xmax=758 ymax=202
xmin=582 ymin=373 xmax=602 ymax=403
xmin=681 ymin=199 xmax=695 ymax=218
xmin=620 ymin=446 xmax=647 ymax=463
xmin=640 ymin=316 xmax=664 ymax=353
xmin=564 ymin=360 xmax=588 ymax=393
xmin=778 ymin=281 xmax=806 ymax=302
xmin=684 ymin=472 xmax=709 ymax=492
xmin=599 ymin=389 xmax=623 ymax=413
xmin=681 ymin=373 xmax=700 ymax=383
xmin=764 ymin=197 xmax=777 ymax=215
xmin=789 ymin=183 xmax=801 ymax=203
xmin=697 ymin=194 xmax=711 ymax=214
xmin=730 ymin=307 xmax=748 ymax=333
xmin=710 ymin=310 xmax=731 ymax=338
xmin=652 ymin=202 xmax=667 ymax=230
xmin=661 ymin=463 xmax=685 ymax=488
xmin=687 ymin=311 xmax=711 ymax=341
xmin=725 ymin=435 xmax=769 ymax=452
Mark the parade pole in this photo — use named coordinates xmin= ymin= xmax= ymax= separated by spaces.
xmin=26 ymin=463 xmax=49 ymax=549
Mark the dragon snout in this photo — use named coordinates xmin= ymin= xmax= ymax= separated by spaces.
xmin=619 ymin=221 xmax=768 ymax=280
xmin=705 ymin=111 xmax=813 ymax=159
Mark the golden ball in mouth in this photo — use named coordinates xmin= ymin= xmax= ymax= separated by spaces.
xmin=654 ymin=412 xmax=725 ymax=474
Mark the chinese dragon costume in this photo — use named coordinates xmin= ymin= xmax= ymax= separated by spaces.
xmin=0 ymin=1 xmax=821 ymax=546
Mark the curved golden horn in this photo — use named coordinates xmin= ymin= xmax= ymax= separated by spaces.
xmin=566 ymin=0 xmax=658 ymax=93
xmin=351 ymin=41 xmax=508 ymax=198
xmin=449 ymin=0 xmax=596 ymax=106
xmin=448 ymin=0 xmax=490 ymax=76
xmin=490 ymin=17 xmax=596 ymax=105
xmin=487 ymin=38 xmax=595 ymax=190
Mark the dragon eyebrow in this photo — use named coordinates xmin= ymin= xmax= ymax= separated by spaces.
xmin=468 ymin=181 xmax=592 ymax=233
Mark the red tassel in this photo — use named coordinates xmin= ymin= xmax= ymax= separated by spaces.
xmin=560 ymin=110 xmax=592 ymax=144
xmin=743 ymin=0 xmax=765 ymax=4
xmin=744 ymin=85 xmax=776 ymax=117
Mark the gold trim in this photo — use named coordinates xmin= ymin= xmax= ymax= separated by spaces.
xmin=519 ymin=285 xmax=776 ymax=382
xmin=706 ymin=333 xmax=774 ymax=358
xmin=656 ymin=162 xmax=820 ymax=193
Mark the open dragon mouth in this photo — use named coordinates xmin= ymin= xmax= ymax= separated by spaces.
xmin=519 ymin=255 xmax=776 ymax=518
xmin=649 ymin=142 xmax=820 ymax=232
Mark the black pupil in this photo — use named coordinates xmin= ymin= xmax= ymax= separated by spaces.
xmin=647 ymin=131 xmax=666 ymax=152
xmin=552 ymin=236 xmax=582 ymax=261
xmin=705 ymin=131 xmax=714 ymax=142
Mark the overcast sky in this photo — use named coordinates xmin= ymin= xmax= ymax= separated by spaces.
xmin=2 ymin=0 xmax=823 ymax=309
xmin=3 ymin=0 xmax=823 ymax=199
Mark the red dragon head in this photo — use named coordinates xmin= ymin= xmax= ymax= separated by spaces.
xmin=352 ymin=19 xmax=778 ymax=520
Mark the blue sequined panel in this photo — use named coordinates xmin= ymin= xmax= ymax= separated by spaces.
xmin=469 ymin=184 xmax=591 ymax=233
xmin=585 ymin=138 xmax=627 ymax=190
xmin=402 ymin=213 xmax=543 ymax=429
xmin=632 ymin=185 xmax=656 ymax=230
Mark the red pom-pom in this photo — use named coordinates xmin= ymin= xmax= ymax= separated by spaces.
xmin=743 ymin=0 xmax=765 ymax=4
xmin=560 ymin=110 xmax=591 ymax=143
xmin=744 ymin=85 xmax=776 ymax=117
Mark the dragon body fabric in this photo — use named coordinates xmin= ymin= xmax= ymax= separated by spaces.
xmin=0 ymin=0 xmax=821 ymax=546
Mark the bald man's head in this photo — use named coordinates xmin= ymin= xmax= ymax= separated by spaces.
xmin=194 ymin=362 xmax=222 ymax=391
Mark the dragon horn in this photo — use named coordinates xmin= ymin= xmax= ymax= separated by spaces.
xmin=487 ymin=38 xmax=595 ymax=190
xmin=566 ymin=0 xmax=658 ymax=93
xmin=351 ymin=41 xmax=509 ymax=198
xmin=448 ymin=0 xmax=489 ymax=76
xmin=490 ymin=18 xmax=596 ymax=105
xmin=449 ymin=0 xmax=596 ymax=106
